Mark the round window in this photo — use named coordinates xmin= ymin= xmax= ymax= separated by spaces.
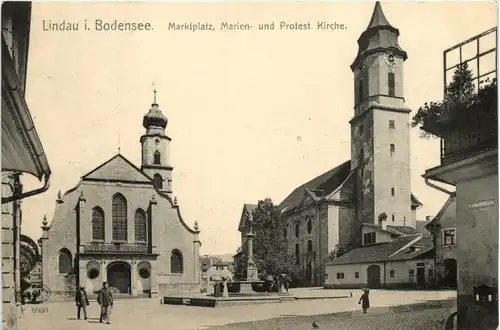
xmin=139 ymin=268 xmax=150 ymax=279
xmin=87 ymin=268 xmax=99 ymax=280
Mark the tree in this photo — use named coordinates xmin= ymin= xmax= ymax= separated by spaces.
xmin=239 ymin=198 xmax=293 ymax=276
xmin=325 ymin=242 xmax=356 ymax=263
xmin=411 ymin=62 xmax=492 ymax=138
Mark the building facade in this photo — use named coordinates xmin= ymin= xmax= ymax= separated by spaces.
xmin=422 ymin=27 xmax=498 ymax=330
xmin=41 ymin=97 xmax=201 ymax=299
xmin=425 ymin=195 xmax=457 ymax=288
xmin=2 ymin=3 xmax=52 ymax=329
xmin=277 ymin=2 xmax=423 ymax=287
xmin=325 ymin=234 xmax=434 ymax=289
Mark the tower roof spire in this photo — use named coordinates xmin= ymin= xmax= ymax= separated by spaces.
xmin=143 ymin=86 xmax=168 ymax=130
xmin=367 ymin=1 xmax=393 ymax=29
xmin=350 ymin=1 xmax=407 ymax=71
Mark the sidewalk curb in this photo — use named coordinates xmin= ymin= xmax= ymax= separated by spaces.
xmin=327 ymin=299 xmax=457 ymax=319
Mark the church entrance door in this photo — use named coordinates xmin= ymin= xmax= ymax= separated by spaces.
xmin=107 ymin=262 xmax=131 ymax=294
xmin=366 ymin=265 xmax=381 ymax=289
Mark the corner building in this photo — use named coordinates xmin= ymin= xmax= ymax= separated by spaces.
xmin=41 ymin=96 xmax=201 ymax=299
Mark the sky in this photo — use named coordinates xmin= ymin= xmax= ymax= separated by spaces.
xmin=20 ymin=2 xmax=497 ymax=255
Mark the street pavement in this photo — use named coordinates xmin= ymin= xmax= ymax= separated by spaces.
xmin=18 ymin=288 xmax=456 ymax=330
xmin=210 ymin=306 xmax=454 ymax=330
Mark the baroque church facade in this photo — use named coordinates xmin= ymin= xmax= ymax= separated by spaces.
xmin=278 ymin=2 xmax=424 ymax=286
xmin=41 ymin=94 xmax=202 ymax=299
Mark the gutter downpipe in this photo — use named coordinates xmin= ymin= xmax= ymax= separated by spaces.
xmin=424 ymin=177 xmax=455 ymax=289
xmin=1 ymin=174 xmax=51 ymax=204
xmin=424 ymin=177 xmax=456 ymax=197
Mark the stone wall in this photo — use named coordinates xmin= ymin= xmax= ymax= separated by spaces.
xmin=456 ymin=173 xmax=498 ymax=329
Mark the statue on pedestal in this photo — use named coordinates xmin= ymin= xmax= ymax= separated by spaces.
xmin=245 ymin=212 xmax=259 ymax=281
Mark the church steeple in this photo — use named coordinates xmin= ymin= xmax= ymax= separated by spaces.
xmin=140 ymin=88 xmax=173 ymax=197
xmin=142 ymin=89 xmax=168 ymax=133
xmin=351 ymin=1 xmax=407 ymax=71
xmin=349 ymin=1 xmax=414 ymax=230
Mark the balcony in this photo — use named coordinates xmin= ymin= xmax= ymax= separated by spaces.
xmin=438 ymin=101 xmax=497 ymax=165
xmin=82 ymin=242 xmax=149 ymax=254
xmin=422 ymin=27 xmax=497 ymax=166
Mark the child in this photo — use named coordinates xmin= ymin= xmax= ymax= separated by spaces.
xmin=358 ymin=288 xmax=370 ymax=314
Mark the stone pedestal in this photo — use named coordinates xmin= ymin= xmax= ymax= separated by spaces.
xmin=246 ymin=264 xmax=259 ymax=281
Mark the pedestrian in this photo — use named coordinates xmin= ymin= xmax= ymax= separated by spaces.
xmin=284 ymin=274 xmax=291 ymax=293
xmin=97 ymin=281 xmax=113 ymax=324
xmin=75 ymin=286 xmax=89 ymax=320
xmin=265 ymin=274 xmax=273 ymax=293
xmin=358 ymin=287 xmax=370 ymax=314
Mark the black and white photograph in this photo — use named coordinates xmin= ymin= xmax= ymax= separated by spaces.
xmin=1 ymin=1 xmax=498 ymax=329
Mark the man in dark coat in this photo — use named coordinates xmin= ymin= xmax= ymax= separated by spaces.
xmin=358 ymin=288 xmax=370 ymax=313
xmin=75 ymin=286 xmax=89 ymax=320
xmin=97 ymin=281 xmax=113 ymax=324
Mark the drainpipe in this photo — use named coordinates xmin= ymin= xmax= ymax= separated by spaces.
xmin=2 ymin=174 xmax=51 ymax=204
xmin=424 ymin=178 xmax=455 ymax=196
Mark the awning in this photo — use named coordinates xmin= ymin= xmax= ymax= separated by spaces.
xmin=2 ymin=34 xmax=51 ymax=203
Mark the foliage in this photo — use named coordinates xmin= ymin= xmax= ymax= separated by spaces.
xmin=411 ymin=62 xmax=497 ymax=138
xmin=238 ymin=198 xmax=293 ymax=277
xmin=325 ymin=242 xmax=356 ymax=263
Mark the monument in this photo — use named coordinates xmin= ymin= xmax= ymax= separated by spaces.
xmin=244 ymin=212 xmax=259 ymax=281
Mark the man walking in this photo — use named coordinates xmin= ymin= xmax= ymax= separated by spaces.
xmin=75 ymin=286 xmax=89 ymax=320
xmin=97 ymin=281 xmax=113 ymax=324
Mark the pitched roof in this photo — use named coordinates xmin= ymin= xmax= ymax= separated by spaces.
xmin=279 ymin=161 xmax=352 ymax=212
xmin=415 ymin=220 xmax=430 ymax=234
xmin=425 ymin=195 xmax=456 ymax=229
xmin=362 ymin=223 xmax=416 ymax=237
xmin=279 ymin=159 xmax=423 ymax=213
xmin=327 ymin=234 xmax=432 ymax=266
xmin=386 ymin=225 xmax=419 ymax=235
xmin=238 ymin=203 xmax=258 ymax=232
xmin=411 ymin=194 xmax=423 ymax=209
xmin=244 ymin=203 xmax=257 ymax=214
xmin=82 ymin=153 xmax=153 ymax=184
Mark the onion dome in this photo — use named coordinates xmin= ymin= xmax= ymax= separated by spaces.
xmin=143 ymin=89 xmax=168 ymax=129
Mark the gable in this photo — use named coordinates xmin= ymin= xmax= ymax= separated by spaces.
xmin=237 ymin=203 xmax=257 ymax=232
xmin=279 ymin=160 xmax=351 ymax=213
xmin=82 ymin=154 xmax=153 ymax=184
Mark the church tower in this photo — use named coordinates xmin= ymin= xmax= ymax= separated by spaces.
xmin=140 ymin=90 xmax=173 ymax=197
xmin=349 ymin=2 xmax=414 ymax=229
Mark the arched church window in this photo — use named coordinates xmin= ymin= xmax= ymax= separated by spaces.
xmin=134 ymin=209 xmax=147 ymax=242
xmin=388 ymin=72 xmax=395 ymax=97
xmin=112 ymin=193 xmax=127 ymax=241
xmin=307 ymin=219 xmax=312 ymax=234
xmin=153 ymin=174 xmax=163 ymax=190
xmin=307 ymin=240 xmax=313 ymax=251
xmin=154 ymin=151 xmax=161 ymax=165
xmin=58 ymin=248 xmax=72 ymax=274
xmin=295 ymin=224 xmax=299 ymax=238
xmin=283 ymin=228 xmax=287 ymax=239
xmin=391 ymin=187 xmax=395 ymax=196
xmin=92 ymin=207 xmax=105 ymax=241
xmin=171 ymin=250 xmax=183 ymax=274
